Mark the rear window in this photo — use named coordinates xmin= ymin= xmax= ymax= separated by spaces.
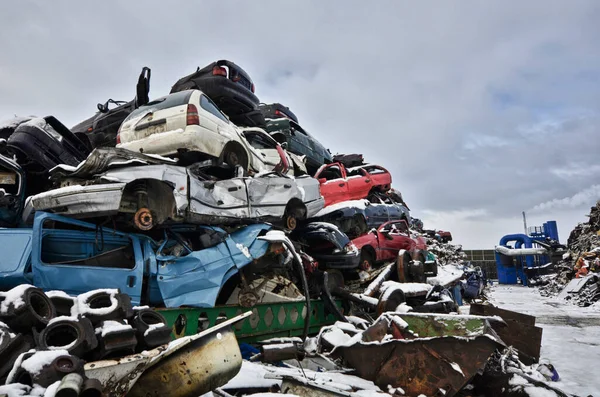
xmin=124 ymin=90 xmax=194 ymax=122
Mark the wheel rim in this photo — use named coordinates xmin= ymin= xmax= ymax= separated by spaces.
xmin=360 ymin=258 xmax=372 ymax=271
xmin=286 ymin=215 xmax=297 ymax=230
xmin=134 ymin=208 xmax=154 ymax=230
xmin=226 ymin=151 xmax=239 ymax=166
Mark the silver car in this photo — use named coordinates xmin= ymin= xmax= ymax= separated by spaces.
xmin=28 ymin=148 xmax=324 ymax=230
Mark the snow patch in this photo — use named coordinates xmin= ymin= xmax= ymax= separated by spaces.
xmin=95 ymin=320 xmax=132 ymax=337
xmin=0 ymin=284 xmax=34 ymax=314
xmin=236 ymin=243 xmax=252 ymax=258
xmin=21 ymin=349 xmax=69 ymax=375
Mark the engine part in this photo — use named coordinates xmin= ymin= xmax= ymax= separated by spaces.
xmin=260 ymin=343 xmax=305 ymax=362
xmin=32 ymin=355 xmax=84 ymax=388
xmin=37 ymin=317 xmax=98 ymax=357
xmin=56 ymin=372 xmax=84 ymax=397
xmin=130 ymin=310 xmax=171 ymax=350
xmin=93 ymin=320 xmax=137 ymax=360
xmin=0 ymin=286 xmax=55 ymax=333
xmin=78 ymin=290 xmax=133 ymax=325
xmin=80 ymin=378 xmax=104 ymax=397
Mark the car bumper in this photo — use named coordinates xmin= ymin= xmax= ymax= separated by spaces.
xmin=313 ymin=251 xmax=361 ymax=270
xmin=118 ymin=126 xmax=227 ymax=158
xmin=29 ymin=183 xmax=126 ymax=218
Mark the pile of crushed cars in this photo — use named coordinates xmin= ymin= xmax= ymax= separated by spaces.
xmin=538 ymin=201 xmax=600 ymax=308
xmin=0 ymin=60 xmax=570 ymax=397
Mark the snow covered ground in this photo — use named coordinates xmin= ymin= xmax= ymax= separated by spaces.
xmin=489 ymin=284 xmax=600 ymax=396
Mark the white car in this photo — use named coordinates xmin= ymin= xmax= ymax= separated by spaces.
xmin=116 ymin=89 xmax=301 ymax=175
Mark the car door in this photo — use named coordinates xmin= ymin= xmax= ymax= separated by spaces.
xmin=377 ymin=221 xmax=412 ymax=261
xmin=199 ymin=94 xmax=237 ymax=141
xmin=346 ymin=167 xmax=373 ymax=201
xmin=365 ymin=203 xmax=388 ymax=229
xmin=188 ymin=174 xmax=250 ymax=219
xmin=31 ymin=212 xmax=144 ymax=304
xmin=0 ymin=154 xmax=25 ymax=227
xmin=315 ymin=163 xmax=349 ymax=206
xmin=246 ymin=173 xmax=298 ymax=219
xmin=363 ymin=165 xmax=392 ymax=190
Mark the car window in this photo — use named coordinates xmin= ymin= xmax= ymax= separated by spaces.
xmin=243 ymin=131 xmax=276 ymax=150
xmin=319 ymin=165 xmax=343 ymax=181
xmin=0 ymin=169 xmax=20 ymax=195
xmin=124 ymin=90 xmax=194 ymax=122
xmin=364 ymin=166 xmax=386 ymax=174
xmin=201 ymin=95 xmax=229 ymax=123
xmin=393 ymin=221 xmax=409 ymax=234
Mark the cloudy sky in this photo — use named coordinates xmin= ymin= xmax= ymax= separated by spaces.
xmin=1 ymin=1 xmax=599 ymax=248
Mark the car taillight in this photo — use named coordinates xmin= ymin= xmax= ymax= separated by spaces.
xmin=212 ymin=66 xmax=227 ymax=77
xmin=116 ymin=133 xmax=121 ymax=144
xmin=187 ymin=104 xmax=200 ymax=125
xmin=251 ymin=83 xmax=255 ymax=93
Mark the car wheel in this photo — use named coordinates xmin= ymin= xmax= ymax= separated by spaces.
xmin=284 ymin=213 xmax=297 ymax=230
xmin=222 ymin=145 xmax=249 ymax=171
xmin=359 ymin=249 xmax=374 ymax=271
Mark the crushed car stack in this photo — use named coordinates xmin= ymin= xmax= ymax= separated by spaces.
xmin=0 ymin=60 xmax=570 ymax=397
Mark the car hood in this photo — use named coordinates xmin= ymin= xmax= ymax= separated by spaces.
xmin=296 ymin=222 xmax=350 ymax=251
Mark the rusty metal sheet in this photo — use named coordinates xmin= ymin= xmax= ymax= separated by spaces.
xmin=127 ymin=327 xmax=242 ymax=397
xmin=470 ymin=304 xmax=542 ymax=365
xmin=337 ymin=336 xmax=501 ymax=397
xmin=469 ymin=303 xmax=536 ymax=326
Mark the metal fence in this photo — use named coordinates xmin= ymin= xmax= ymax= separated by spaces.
xmin=462 ymin=249 xmax=498 ymax=279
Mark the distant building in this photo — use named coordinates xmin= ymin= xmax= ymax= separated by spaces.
xmin=462 ymin=249 xmax=497 ymax=279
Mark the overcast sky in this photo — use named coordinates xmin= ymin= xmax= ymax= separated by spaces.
xmin=1 ymin=1 xmax=599 ymax=248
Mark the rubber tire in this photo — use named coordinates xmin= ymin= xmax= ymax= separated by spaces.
xmin=359 ymin=249 xmax=374 ymax=272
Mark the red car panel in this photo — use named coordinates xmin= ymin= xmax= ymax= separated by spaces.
xmin=315 ymin=162 xmax=392 ymax=207
xmin=352 ymin=220 xmax=427 ymax=263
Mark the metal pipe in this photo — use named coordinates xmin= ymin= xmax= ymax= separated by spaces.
xmin=55 ymin=373 xmax=84 ymax=397
xmin=495 ymin=245 xmax=547 ymax=256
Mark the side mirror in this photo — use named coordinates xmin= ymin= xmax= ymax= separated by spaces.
xmin=280 ymin=142 xmax=288 ymax=149
xmin=318 ymin=178 xmax=327 ymax=184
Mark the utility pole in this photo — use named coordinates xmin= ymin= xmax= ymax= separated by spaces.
xmin=522 ymin=211 xmax=528 ymax=235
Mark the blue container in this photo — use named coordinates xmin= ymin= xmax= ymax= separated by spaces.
xmin=497 ymin=264 xmax=518 ymax=284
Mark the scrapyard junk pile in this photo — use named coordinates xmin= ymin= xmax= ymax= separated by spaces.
xmin=0 ymin=285 xmax=251 ymax=397
xmin=0 ymin=59 xmax=573 ymax=397
xmin=538 ymin=201 xmax=600 ymax=308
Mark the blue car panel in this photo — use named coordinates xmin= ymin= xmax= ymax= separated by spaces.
xmin=0 ymin=229 xmax=34 ymax=286
xmin=31 ymin=212 xmax=145 ymax=305
xmin=155 ymin=224 xmax=272 ymax=308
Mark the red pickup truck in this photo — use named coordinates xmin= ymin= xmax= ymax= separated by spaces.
xmin=352 ymin=219 xmax=428 ymax=271
xmin=315 ymin=163 xmax=392 ymax=207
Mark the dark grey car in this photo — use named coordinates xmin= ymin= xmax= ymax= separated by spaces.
xmin=310 ymin=199 xmax=411 ymax=239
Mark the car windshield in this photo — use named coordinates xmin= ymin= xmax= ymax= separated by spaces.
xmin=124 ymin=90 xmax=194 ymax=121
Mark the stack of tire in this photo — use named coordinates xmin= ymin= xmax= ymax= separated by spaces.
xmin=0 ymin=285 xmax=171 ymax=396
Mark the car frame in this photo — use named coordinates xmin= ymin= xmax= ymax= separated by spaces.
xmin=28 ymin=149 xmax=324 ymax=231
xmin=170 ymin=60 xmax=264 ymax=128
xmin=292 ymin=222 xmax=360 ymax=270
xmin=265 ymin=118 xmax=332 ymax=174
xmin=314 ymin=162 xmax=392 ymax=207
xmin=311 ymin=199 xmax=411 ymax=239
xmin=352 ymin=219 xmax=428 ymax=271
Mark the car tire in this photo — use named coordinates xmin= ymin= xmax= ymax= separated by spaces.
xmin=222 ymin=145 xmax=248 ymax=171
xmin=359 ymin=249 xmax=374 ymax=271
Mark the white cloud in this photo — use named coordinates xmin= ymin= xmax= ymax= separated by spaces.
xmin=531 ymin=185 xmax=600 ymax=212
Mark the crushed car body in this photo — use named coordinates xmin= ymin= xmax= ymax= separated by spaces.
xmin=0 ymin=211 xmax=291 ymax=308
xmin=28 ymin=148 xmax=324 ymax=230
